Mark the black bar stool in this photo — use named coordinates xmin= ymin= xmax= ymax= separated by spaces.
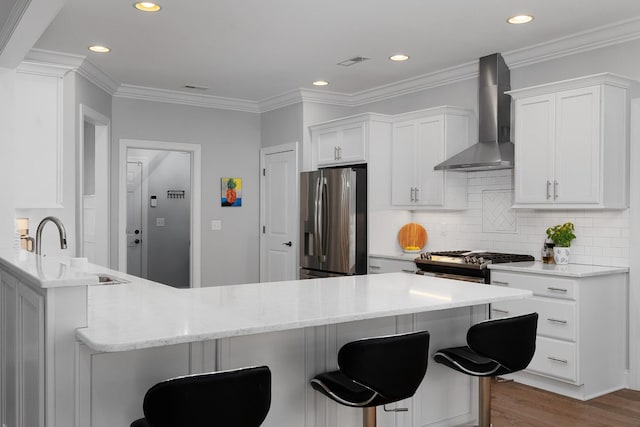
xmin=130 ymin=365 xmax=271 ymax=427
xmin=434 ymin=312 xmax=538 ymax=427
xmin=310 ymin=331 xmax=430 ymax=427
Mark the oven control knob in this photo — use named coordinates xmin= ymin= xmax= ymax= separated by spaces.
xmin=421 ymin=252 xmax=432 ymax=260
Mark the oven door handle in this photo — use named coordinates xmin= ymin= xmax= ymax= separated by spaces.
xmin=420 ymin=271 xmax=485 ymax=284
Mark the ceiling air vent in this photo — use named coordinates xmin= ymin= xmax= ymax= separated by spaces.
xmin=337 ymin=56 xmax=370 ymax=67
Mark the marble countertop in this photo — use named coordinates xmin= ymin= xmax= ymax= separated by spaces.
xmin=0 ymin=249 xmax=142 ymax=288
xmin=488 ymin=261 xmax=629 ymax=277
xmin=77 ymin=272 xmax=532 ymax=352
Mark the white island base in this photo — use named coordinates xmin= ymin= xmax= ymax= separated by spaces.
xmin=80 ymin=308 xmax=482 ymax=427
xmin=0 ymin=252 xmax=532 ymax=427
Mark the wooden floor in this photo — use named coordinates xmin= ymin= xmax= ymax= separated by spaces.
xmin=491 ymin=380 xmax=640 ymax=426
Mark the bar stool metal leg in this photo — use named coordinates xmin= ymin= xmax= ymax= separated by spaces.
xmin=479 ymin=377 xmax=491 ymax=427
xmin=363 ymin=407 xmax=376 ymax=427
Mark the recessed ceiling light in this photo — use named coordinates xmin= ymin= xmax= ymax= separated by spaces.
xmin=134 ymin=2 xmax=161 ymax=12
xmin=88 ymin=45 xmax=110 ymax=53
xmin=312 ymin=80 xmax=329 ymax=86
xmin=507 ymin=14 xmax=534 ymax=24
xmin=389 ymin=54 xmax=410 ymax=62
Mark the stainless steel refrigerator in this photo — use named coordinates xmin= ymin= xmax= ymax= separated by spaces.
xmin=299 ymin=166 xmax=367 ymax=279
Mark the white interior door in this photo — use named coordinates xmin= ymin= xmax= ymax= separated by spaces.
xmin=260 ymin=144 xmax=298 ymax=282
xmin=126 ymin=162 xmax=143 ymax=277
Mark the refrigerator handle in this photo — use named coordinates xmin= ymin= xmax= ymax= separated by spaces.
xmin=320 ymin=176 xmax=328 ymax=262
xmin=314 ymin=176 xmax=323 ymax=263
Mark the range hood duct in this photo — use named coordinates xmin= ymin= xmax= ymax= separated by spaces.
xmin=434 ymin=53 xmax=514 ymax=171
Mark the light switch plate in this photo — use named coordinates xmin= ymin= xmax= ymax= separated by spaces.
xmin=156 ymin=218 xmax=165 ymax=226
xmin=211 ymin=220 xmax=222 ymax=231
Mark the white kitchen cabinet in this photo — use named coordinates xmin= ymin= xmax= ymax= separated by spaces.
xmin=368 ymin=255 xmax=416 ymax=274
xmin=1 ymin=271 xmax=45 ymax=427
xmin=12 ymin=64 xmax=66 ymax=208
xmin=312 ymin=115 xmax=370 ymax=167
xmin=490 ymin=267 xmax=627 ymax=400
xmin=391 ymin=106 xmax=471 ymax=209
xmin=509 ymin=74 xmax=632 ymax=209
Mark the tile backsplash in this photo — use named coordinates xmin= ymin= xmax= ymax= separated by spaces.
xmin=372 ymin=169 xmax=630 ymax=267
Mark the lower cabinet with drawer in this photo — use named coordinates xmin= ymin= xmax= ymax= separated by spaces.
xmin=368 ymin=255 xmax=416 ymax=274
xmin=490 ymin=268 xmax=627 ymax=400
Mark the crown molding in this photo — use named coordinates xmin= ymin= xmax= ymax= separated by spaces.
xmin=24 ymin=16 xmax=640 ymax=113
xmin=26 ymin=48 xmax=120 ymax=93
xmin=258 ymin=88 xmax=353 ymax=112
xmin=75 ymin=58 xmax=120 ymax=94
xmin=114 ymin=84 xmax=260 ymax=113
xmin=505 ymin=16 xmax=640 ymax=69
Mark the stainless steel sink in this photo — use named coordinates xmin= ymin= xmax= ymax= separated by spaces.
xmin=97 ymin=274 xmax=129 ymax=285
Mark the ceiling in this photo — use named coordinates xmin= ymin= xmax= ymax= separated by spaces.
xmin=32 ymin=0 xmax=640 ymax=103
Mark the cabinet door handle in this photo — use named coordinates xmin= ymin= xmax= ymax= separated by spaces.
xmin=414 ymin=187 xmax=419 ymax=202
xmin=547 ymin=356 xmax=568 ymax=364
xmin=554 ymin=180 xmax=558 ymax=200
xmin=401 ymin=269 xmax=416 ymax=273
xmin=369 ymin=265 xmax=381 ymax=270
xmin=547 ymin=287 xmax=568 ymax=293
xmin=410 ymin=187 xmax=415 ymax=202
xmin=493 ymin=280 xmax=510 ymax=286
xmin=337 ymin=146 xmax=342 ymax=160
xmin=546 ymin=180 xmax=551 ymax=200
xmin=334 ymin=146 xmax=339 ymax=160
xmin=547 ymin=318 xmax=568 ymax=324
xmin=492 ymin=308 xmax=510 ymax=315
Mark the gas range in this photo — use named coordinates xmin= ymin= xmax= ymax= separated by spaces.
xmin=414 ymin=250 xmax=535 ymax=283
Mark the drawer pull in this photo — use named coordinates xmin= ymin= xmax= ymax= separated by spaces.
xmin=369 ymin=265 xmax=381 ymax=269
xmin=547 ymin=356 xmax=568 ymax=364
xmin=547 ymin=318 xmax=568 ymax=325
xmin=401 ymin=269 xmax=416 ymax=273
xmin=492 ymin=308 xmax=509 ymax=315
xmin=493 ymin=280 xmax=509 ymax=286
xmin=547 ymin=287 xmax=568 ymax=293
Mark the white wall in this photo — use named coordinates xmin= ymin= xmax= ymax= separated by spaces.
xmin=112 ymin=98 xmax=261 ymax=286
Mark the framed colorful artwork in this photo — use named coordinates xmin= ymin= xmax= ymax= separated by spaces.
xmin=221 ymin=177 xmax=242 ymax=206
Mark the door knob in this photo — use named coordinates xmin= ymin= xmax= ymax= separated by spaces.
xmin=135 ymin=239 xmax=140 ymax=244
xmin=282 ymin=241 xmax=293 ymax=247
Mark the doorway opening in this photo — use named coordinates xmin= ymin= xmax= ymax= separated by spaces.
xmin=77 ymin=105 xmax=110 ymax=267
xmin=118 ymin=139 xmax=202 ymax=288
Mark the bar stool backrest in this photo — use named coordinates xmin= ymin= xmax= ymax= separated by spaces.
xmin=337 ymin=331 xmax=430 ymax=401
xmin=142 ymin=366 xmax=271 ymax=427
xmin=467 ymin=313 xmax=538 ymax=372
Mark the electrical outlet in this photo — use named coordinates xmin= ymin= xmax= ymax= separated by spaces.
xmin=156 ymin=218 xmax=165 ymax=227
xmin=211 ymin=220 xmax=222 ymax=231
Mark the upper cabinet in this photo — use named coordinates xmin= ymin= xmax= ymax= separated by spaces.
xmin=312 ymin=115 xmax=369 ymax=167
xmin=509 ymin=74 xmax=633 ymax=209
xmin=391 ymin=107 xmax=472 ymax=209
xmin=13 ymin=64 xmax=65 ymax=208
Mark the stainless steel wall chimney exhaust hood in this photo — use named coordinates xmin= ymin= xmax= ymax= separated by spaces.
xmin=434 ymin=53 xmax=514 ymax=171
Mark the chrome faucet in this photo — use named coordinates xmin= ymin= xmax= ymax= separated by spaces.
xmin=34 ymin=216 xmax=67 ymax=255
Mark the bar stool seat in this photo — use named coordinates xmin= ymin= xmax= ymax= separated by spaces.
xmin=311 ymin=330 xmax=430 ymax=427
xmin=434 ymin=313 xmax=538 ymax=427
xmin=130 ymin=365 xmax=271 ymax=427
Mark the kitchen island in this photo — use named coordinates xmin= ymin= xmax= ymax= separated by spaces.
xmin=0 ymin=250 xmax=531 ymax=427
